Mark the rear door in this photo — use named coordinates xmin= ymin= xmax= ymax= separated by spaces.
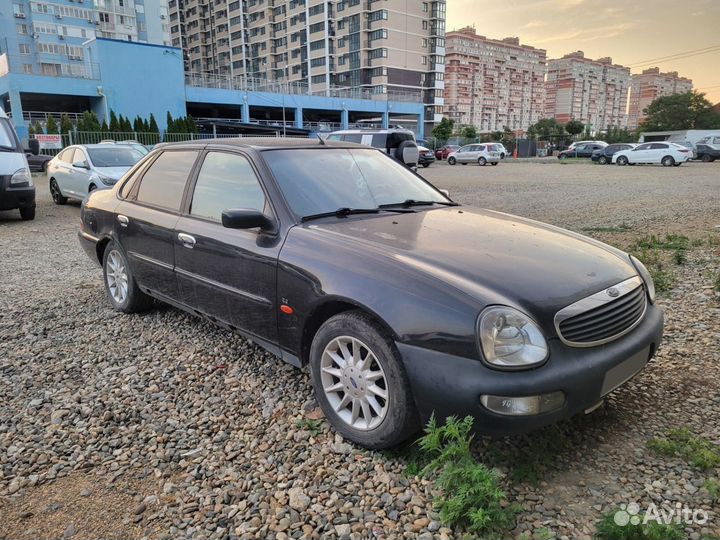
xmin=649 ymin=143 xmax=669 ymax=163
xmin=173 ymin=149 xmax=280 ymax=343
xmin=116 ymin=149 xmax=200 ymax=300
xmin=51 ymin=148 xmax=75 ymax=195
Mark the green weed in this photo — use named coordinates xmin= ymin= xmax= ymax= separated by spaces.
xmin=647 ymin=428 xmax=720 ymax=471
xmin=595 ymin=510 xmax=685 ymax=540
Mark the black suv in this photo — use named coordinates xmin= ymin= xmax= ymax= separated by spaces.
xmin=326 ymin=128 xmax=420 ymax=167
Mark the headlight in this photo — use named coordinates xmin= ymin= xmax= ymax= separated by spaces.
xmin=478 ymin=306 xmax=548 ymax=369
xmin=630 ymin=255 xmax=656 ymax=303
xmin=97 ymin=174 xmax=116 ymax=186
xmin=10 ymin=169 xmax=32 ymax=186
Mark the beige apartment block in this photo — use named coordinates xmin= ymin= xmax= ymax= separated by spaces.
xmin=444 ymin=26 xmax=546 ymax=132
xmin=627 ymin=67 xmax=693 ymax=129
xmin=168 ymin=0 xmax=446 ymax=129
xmin=545 ymin=51 xmax=630 ymax=131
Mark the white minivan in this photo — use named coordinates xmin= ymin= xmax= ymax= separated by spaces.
xmin=0 ymin=108 xmax=36 ymax=220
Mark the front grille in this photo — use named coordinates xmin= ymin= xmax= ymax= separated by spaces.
xmin=555 ymin=277 xmax=647 ymax=346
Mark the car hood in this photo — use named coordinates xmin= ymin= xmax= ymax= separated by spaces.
xmin=95 ymin=166 xmax=132 ymax=179
xmin=304 ymin=207 xmax=638 ymax=328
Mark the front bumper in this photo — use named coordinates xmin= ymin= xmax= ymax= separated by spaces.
xmin=398 ymin=303 xmax=663 ymax=435
xmin=0 ymin=175 xmax=36 ymax=211
xmin=419 ymin=155 xmax=436 ymax=165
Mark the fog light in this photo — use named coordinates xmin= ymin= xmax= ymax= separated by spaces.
xmin=480 ymin=391 xmax=565 ymax=416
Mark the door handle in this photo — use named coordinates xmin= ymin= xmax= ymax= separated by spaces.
xmin=117 ymin=215 xmax=129 ymax=227
xmin=178 ymin=233 xmax=196 ymax=248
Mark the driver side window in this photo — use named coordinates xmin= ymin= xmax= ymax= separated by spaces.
xmin=72 ymin=149 xmax=88 ymax=167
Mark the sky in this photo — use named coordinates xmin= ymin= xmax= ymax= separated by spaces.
xmin=446 ymin=0 xmax=720 ymax=104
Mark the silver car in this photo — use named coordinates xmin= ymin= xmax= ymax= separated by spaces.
xmin=447 ymin=143 xmax=501 ymax=166
xmin=47 ymin=144 xmax=143 ymax=204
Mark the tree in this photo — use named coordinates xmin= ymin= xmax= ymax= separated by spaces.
xmin=166 ymin=111 xmax=175 ymax=133
xmin=133 ymin=116 xmax=143 ymax=132
xmin=101 ymin=119 xmax=109 ymax=132
xmin=186 ymin=115 xmax=198 ymax=134
xmin=640 ymin=91 xmax=720 ymax=131
xmin=33 ymin=121 xmax=44 ymax=135
xmin=142 ymin=118 xmax=150 ymax=132
xmin=60 ymin=113 xmax=73 ymax=135
xmin=527 ymin=118 xmax=565 ymax=140
xmin=564 ymin=119 xmax=584 ymax=138
xmin=431 ymin=117 xmax=454 ymax=143
xmin=120 ymin=115 xmax=132 ymax=132
xmin=603 ymin=125 xmax=636 ymax=144
xmin=460 ymin=125 xmax=478 ymax=142
xmin=45 ymin=115 xmax=58 ymax=134
xmin=109 ymin=111 xmax=120 ymax=133
xmin=28 ymin=124 xmax=35 ymax=137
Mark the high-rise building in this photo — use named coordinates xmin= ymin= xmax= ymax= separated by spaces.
xmin=444 ymin=27 xmax=546 ymax=132
xmin=545 ymin=51 xmax=630 ymax=131
xmin=0 ymin=0 xmax=170 ymax=78
xmin=627 ymin=67 xmax=693 ymax=129
xmin=168 ymin=0 xmax=446 ymax=132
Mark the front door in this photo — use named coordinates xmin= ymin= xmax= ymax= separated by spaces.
xmin=69 ymin=148 xmax=91 ymax=197
xmin=117 ymin=149 xmax=200 ymax=300
xmin=631 ymin=143 xmax=653 ymax=163
xmin=173 ymin=150 xmax=280 ymax=344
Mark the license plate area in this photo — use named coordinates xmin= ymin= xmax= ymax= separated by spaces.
xmin=600 ymin=347 xmax=649 ymax=396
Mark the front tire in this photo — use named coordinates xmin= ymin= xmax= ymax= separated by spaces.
xmin=422 ymin=163 xmax=430 ymax=168
xmin=102 ymin=242 xmax=153 ymax=313
xmin=49 ymin=178 xmax=68 ymax=205
xmin=19 ymin=207 xmax=35 ymax=221
xmin=490 ymin=161 xmax=499 ymax=166
xmin=478 ymin=157 xmax=487 ymax=166
xmin=661 ymin=156 xmax=675 ymax=167
xmin=309 ymin=311 xmax=419 ymax=449
xmin=616 ymin=155 xmax=629 ymax=166
xmin=448 ymin=157 xmax=456 ymax=165
xmin=598 ymin=156 xmax=608 ymax=165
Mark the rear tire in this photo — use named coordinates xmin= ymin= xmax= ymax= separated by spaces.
xmin=448 ymin=157 xmax=456 ymax=165
xmin=478 ymin=157 xmax=487 ymax=166
xmin=616 ymin=156 xmax=629 ymax=166
xmin=19 ymin=207 xmax=35 ymax=221
xmin=661 ymin=156 xmax=675 ymax=167
xmin=422 ymin=163 xmax=430 ymax=168
xmin=50 ymin=178 xmax=68 ymax=205
xmin=490 ymin=161 xmax=499 ymax=166
xmin=701 ymin=154 xmax=712 ymax=162
xmin=309 ymin=311 xmax=419 ymax=449
xmin=102 ymin=242 xmax=154 ymax=314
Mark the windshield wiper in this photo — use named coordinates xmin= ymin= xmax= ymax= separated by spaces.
xmin=380 ymin=199 xmax=459 ymax=208
xmin=301 ymin=207 xmax=380 ymax=222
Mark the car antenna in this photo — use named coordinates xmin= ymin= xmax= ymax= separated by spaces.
xmin=318 ymin=135 xmax=326 ymax=145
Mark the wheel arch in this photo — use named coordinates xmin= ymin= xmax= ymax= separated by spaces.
xmin=299 ymin=297 xmax=398 ymax=366
xmin=96 ymin=236 xmax=113 ymax=265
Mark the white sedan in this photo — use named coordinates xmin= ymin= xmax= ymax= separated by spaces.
xmin=47 ymin=144 xmax=144 ymax=204
xmin=612 ymin=142 xmax=692 ymax=167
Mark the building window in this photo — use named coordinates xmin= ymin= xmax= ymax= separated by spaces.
xmin=19 ymin=43 xmax=31 ymax=54
xmin=23 ymin=63 xmax=33 ymax=73
xmin=13 ymin=3 xmax=25 ymax=15
xmin=422 ymin=2 xmax=428 ymax=12
xmin=422 ymin=20 xmax=428 ymax=30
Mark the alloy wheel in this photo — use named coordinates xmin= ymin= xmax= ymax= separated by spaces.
xmin=320 ymin=336 xmax=389 ymax=431
xmin=106 ymin=250 xmax=129 ymax=304
xmin=50 ymin=180 xmax=61 ymax=203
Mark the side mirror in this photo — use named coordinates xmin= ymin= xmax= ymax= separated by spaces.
xmin=221 ymin=208 xmax=273 ymax=231
xmin=73 ymin=160 xmax=89 ymax=169
xmin=28 ymin=138 xmax=40 ymax=155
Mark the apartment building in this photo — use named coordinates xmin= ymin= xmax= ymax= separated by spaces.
xmin=168 ymin=0 xmax=446 ymax=129
xmin=627 ymin=67 xmax=693 ymax=129
xmin=1 ymin=0 xmax=170 ymax=79
xmin=443 ymin=26 xmax=545 ymax=132
xmin=545 ymin=51 xmax=630 ymax=131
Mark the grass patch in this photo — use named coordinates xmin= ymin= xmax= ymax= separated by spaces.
xmin=294 ymin=418 xmax=323 ymax=436
xmin=633 ymin=234 xmax=690 ymax=251
xmin=416 ymin=415 xmax=518 ymax=538
xmin=705 ymin=479 xmax=720 ymax=502
xmin=582 ymin=222 xmax=632 ymax=233
xmin=630 ymin=248 xmax=675 ymax=293
xmin=594 ymin=510 xmax=685 ymax=540
xmin=647 ymin=428 xmax=720 ymax=470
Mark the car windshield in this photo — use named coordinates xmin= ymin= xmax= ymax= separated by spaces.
xmin=87 ymin=147 xmax=143 ymax=167
xmin=264 ymin=148 xmax=449 ymax=218
xmin=0 ymin=118 xmax=20 ymax=151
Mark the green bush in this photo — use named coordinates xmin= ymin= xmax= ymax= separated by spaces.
xmin=595 ymin=510 xmax=685 ymax=540
xmin=647 ymin=428 xmax=720 ymax=470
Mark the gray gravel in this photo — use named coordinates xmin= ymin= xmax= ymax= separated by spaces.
xmin=1 ymin=162 xmax=719 ymax=539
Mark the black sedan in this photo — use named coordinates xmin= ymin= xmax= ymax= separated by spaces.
xmin=591 ymin=143 xmax=636 ymax=165
xmin=695 ymin=144 xmax=720 ymax=162
xmin=558 ymin=143 xmax=606 ymax=159
xmin=78 ymin=138 xmax=663 ymax=449
xmin=26 ymin=151 xmax=53 ymax=172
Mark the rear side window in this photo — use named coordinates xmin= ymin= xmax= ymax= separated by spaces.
xmin=190 ymin=152 xmax=266 ymax=221
xmin=326 ymin=134 xmax=342 ymax=141
xmin=342 ymin=134 xmax=362 ymax=143
xmin=136 ymin=150 xmax=198 ymax=211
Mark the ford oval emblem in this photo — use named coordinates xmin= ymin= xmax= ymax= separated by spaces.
xmin=607 ymin=287 xmax=620 ymax=298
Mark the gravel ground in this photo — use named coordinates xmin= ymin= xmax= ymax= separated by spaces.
xmin=1 ymin=161 xmax=719 ymax=540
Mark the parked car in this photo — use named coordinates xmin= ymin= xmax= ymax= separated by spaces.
xmin=417 ymin=146 xmax=436 ymax=168
xmin=488 ymin=143 xmax=509 ymax=159
xmin=79 ymin=138 xmax=663 ymax=449
xmin=26 ymin=151 xmax=53 ymax=172
xmin=326 ymin=128 xmax=419 ymax=168
xmin=447 ymin=144 xmax=500 ymax=166
xmin=100 ymin=139 xmax=151 ymax=156
xmin=558 ymin=142 xmax=607 ymax=159
xmin=434 ymin=145 xmax=459 ymax=160
xmin=612 ymin=142 xmax=692 ymax=167
xmin=694 ymin=143 xmax=720 ymax=162
xmin=0 ymin=108 xmax=35 ymax=220
xmin=568 ymin=140 xmax=606 ymax=151
xmin=47 ymin=144 xmax=144 ymax=204
xmin=591 ymin=143 xmax=636 ymax=165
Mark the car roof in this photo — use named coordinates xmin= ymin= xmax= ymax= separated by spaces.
xmin=154 ymin=137 xmax=371 ymax=151
xmin=328 ymin=128 xmax=415 ymax=135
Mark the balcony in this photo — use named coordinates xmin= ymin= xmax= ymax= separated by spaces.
xmin=0 ymin=53 xmax=101 ymax=80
